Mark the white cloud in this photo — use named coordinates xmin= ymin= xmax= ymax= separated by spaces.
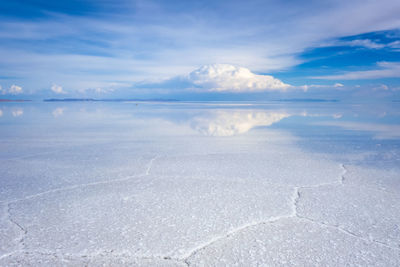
xmin=299 ymin=83 xmax=345 ymax=91
xmin=312 ymin=62 xmax=400 ymax=80
xmin=0 ymin=84 xmax=23 ymax=95
xmin=346 ymin=39 xmax=385 ymax=49
xmin=191 ymin=110 xmax=290 ymax=136
xmin=0 ymin=0 xmax=399 ymax=92
xmin=332 ymin=39 xmax=400 ymax=50
xmin=8 ymin=85 xmax=23 ymax=94
xmin=52 ymin=107 xmax=65 ymax=117
xmin=334 ymin=83 xmax=344 ymax=87
xmin=372 ymin=84 xmax=400 ymax=91
xmin=12 ymin=108 xmax=23 ymax=117
xmin=188 ymin=64 xmax=290 ymax=92
xmin=388 ymin=40 xmax=400 ymax=50
xmin=332 ymin=113 xmax=343 ymax=119
xmin=0 ymin=109 xmax=3 ymax=117
xmin=51 ymin=84 xmax=65 ymax=94
xmin=93 ymin=88 xmax=107 ymax=93
xmin=79 ymin=87 xmax=116 ymax=94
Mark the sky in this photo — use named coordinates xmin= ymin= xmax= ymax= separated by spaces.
xmin=0 ymin=0 xmax=400 ymax=101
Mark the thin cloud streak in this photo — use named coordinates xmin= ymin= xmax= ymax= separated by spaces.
xmin=312 ymin=62 xmax=400 ymax=80
xmin=0 ymin=0 xmax=399 ymax=94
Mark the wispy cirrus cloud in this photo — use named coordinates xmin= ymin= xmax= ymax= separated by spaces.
xmin=346 ymin=39 xmax=386 ymax=49
xmin=373 ymin=84 xmax=400 ymax=91
xmin=312 ymin=62 xmax=400 ymax=80
xmin=324 ymin=37 xmax=400 ymax=50
xmin=298 ymin=83 xmax=345 ymax=91
xmin=0 ymin=0 xmax=399 ymax=96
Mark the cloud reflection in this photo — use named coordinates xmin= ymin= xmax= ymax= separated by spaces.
xmin=12 ymin=108 xmax=23 ymax=117
xmin=191 ymin=110 xmax=290 ymax=136
xmin=52 ymin=107 xmax=65 ymax=117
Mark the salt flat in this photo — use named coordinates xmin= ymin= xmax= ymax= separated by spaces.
xmin=0 ymin=102 xmax=399 ymax=266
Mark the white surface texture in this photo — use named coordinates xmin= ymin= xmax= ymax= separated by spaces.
xmin=0 ymin=102 xmax=399 ymax=266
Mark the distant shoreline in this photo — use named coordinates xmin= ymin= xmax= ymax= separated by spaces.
xmin=43 ymin=98 xmax=340 ymax=103
xmin=277 ymin=98 xmax=339 ymax=102
xmin=43 ymin=98 xmax=179 ymax=102
xmin=4 ymin=98 xmax=398 ymax=103
xmin=0 ymin=99 xmax=31 ymax=102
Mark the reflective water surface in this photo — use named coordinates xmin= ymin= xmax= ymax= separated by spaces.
xmin=1 ymin=101 xmax=399 ymax=166
xmin=0 ymin=101 xmax=399 ymax=265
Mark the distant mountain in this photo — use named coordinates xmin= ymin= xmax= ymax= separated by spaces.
xmin=277 ymin=98 xmax=339 ymax=102
xmin=44 ymin=98 xmax=96 ymax=102
xmin=44 ymin=98 xmax=179 ymax=102
xmin=0 ymin=99 xmax=31 ymax=102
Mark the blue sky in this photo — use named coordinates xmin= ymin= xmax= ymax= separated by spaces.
xmin=0 ymin=0 xmax=400 ymax=100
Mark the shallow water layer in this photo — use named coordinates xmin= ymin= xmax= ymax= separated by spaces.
xmin=0 ymin=101 xmax=399 ymax=266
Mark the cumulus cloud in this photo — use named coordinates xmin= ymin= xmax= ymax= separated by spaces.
xmin=188 ymin=64 xmax=290 ymax=92
xmin=1 ymin=84 xmax=23 ymax=95
xmin=312 ymin=61 xmax=400 ymax=80
xmin=1 ymin=0 xmax=400 ymax=94
xmin=191 ymin=110 xmax=290 ymax=136
xmin=9 ymin=84 xmax=23 ymax=94
xmin=51 ymin=84 xmax=65 ymax=94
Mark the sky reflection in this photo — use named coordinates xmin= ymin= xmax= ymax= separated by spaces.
xmin=0 ymin=101 xmax=399 ymax=171
xmin=0 ymin=101 xmax=399 ymax=149
xmin=190 ymin=111 xmax=290 ymax=136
